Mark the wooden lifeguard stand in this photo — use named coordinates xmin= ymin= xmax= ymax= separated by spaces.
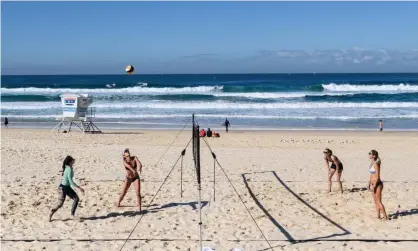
xmin=51 ymin=93 xmax=102 ymax=134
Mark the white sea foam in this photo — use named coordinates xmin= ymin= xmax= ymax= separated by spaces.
xmin=83 ymin=101 xmax=418 ymax=109
xmin=323 ymin=83 xmax=418 ymax=92
xmin=214 ymin=92 xmax=377 ymax=98
xmin=1 ymin=86 xmax=308 ymax=99
xmin=3 ymin=85 xmax=415 ymax=101
xmin=213 ymin=92 xmax=307 ymax=98
xmin=137 ymin=82 xmax=148 ymax=87
xmin=0 ymin=85 xmax=224 ymax=95
xmin=2 ymin=101 xmax=418 ymax=110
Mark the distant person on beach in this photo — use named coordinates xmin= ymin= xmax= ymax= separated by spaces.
xmin=367 ymin=150 xmax=388 ymax=220
xmin=323 ymin=148 xmax=343 ymax=193
xmin=4 ymin=117 xmax=9 ymax=128
xmin=49 ymin=156 xmax=85 ymax=222
xmin=224 ymin=118 xmax=230 ymax=132
xmin=117 ymin=148 xmax=143 ymax=210
xmin=379 ymin=120 xmax=383 ymax=132
xmin=206 ymin=128 xmax=213 ymax=137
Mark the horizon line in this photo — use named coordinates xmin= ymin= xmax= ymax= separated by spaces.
xmin=2 ymin=72 xmax=418 ymax=77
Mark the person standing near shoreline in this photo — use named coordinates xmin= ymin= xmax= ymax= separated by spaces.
xmin=224 ymin=118 xmax=230 ymax=132
xmin=379 ymin=120 xmax=383 ymax=131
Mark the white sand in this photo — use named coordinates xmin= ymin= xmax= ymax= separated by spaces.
xmin=1 ymin=129 xmax=417 ymax=251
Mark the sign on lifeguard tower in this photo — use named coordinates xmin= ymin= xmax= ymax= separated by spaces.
xmin=60 ymin=93 xmax=92 ymax=119
xmin=52 ymin=93 xmax=101 ymax=133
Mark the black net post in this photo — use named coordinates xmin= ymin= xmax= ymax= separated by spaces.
xmin=195 ymin=123 xmax=201 ymax=186
xmin=192 ymin=113 xmax=203 ymax=251
xmin=192 ymin=113 xmax=201 ymax=185
xmin=192 ymin=114 xmax=197 ymax=168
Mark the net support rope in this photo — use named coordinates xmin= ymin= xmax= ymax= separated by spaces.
xmin=153 ymin=117 xmax=191 ymax=167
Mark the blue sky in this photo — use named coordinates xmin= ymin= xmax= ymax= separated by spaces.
xmin=2 ymin=1 xmax=418 ymax=74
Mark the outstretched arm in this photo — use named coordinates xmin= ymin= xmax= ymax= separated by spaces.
xmin=375 ymin=161 xmax=381 ymax=181
xmin=66 ymin=168 xmax=84 ymax=194
xmin=135 ymin=157 xmax=143 ymax=174
xmin=324 ymin=157 xmax=330 ymax=171
xmin=367 ymin=175 xmax=372 ymax=191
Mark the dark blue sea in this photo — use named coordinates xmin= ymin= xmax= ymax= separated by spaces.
xmin=1 ymin=73 xmax=418 ymax=130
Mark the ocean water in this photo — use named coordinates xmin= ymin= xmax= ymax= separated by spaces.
xmin=1 ymin=73 xmax=418 ymax=130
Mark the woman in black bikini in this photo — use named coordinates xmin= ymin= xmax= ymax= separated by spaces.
xmin=116 ymin=148 xmax=143 ymax=210
xmin=323 ymin=148 xmax=343 ymax=193
xmin=368 ymin=150 xmax=388 ymax=220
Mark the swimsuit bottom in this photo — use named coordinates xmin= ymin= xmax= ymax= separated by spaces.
xmin=126 ymin=175 xmax=139 ymax=183
xmin=330 ymin=162 xmax=343 ymax=172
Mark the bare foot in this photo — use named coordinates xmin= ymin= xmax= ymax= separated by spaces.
xmin=115 ymin=202 xmax=121 ymax=207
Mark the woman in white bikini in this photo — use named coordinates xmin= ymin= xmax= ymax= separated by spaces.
xmin=368 ymin=150 xmax=388 ymax=220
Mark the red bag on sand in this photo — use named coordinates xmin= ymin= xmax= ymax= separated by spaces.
xmin=200 ymin=129 xmax=206 ymax=137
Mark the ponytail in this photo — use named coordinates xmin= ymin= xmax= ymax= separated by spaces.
xmin=61 ymin=156 xmax=74 ymax=175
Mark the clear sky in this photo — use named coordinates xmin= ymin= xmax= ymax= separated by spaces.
xmin=2 ymin=1 xmax=418 ymax=74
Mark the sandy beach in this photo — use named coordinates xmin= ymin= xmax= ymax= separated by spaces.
xmin=1 ymin=128 xmax=417 ymax=251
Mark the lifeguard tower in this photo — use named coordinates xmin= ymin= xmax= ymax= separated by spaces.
xmin=51 ymin=93 xmax=102 ymax=133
